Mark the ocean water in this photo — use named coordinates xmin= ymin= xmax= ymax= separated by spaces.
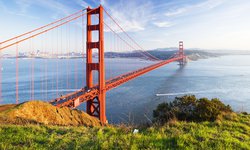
xmin=1 ymin=55 xmax=250 ymax=124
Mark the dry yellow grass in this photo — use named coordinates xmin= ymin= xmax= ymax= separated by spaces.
xmin=0 ymin=101 xmax=101 ymax=127
xmin=0 ymin=104 xmax=16 ymax=112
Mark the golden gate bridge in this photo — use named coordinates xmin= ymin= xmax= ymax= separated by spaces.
xmin=0 ymin=5 xmax=186 ymax=124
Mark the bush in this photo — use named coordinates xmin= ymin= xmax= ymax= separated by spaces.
xmin=153 ymin=95 xmax=232 ymax=124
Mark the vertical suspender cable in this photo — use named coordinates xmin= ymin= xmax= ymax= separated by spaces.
xmin=56 ymin=25 xmax=59 ymax=97
xmin=82 ymin=11 xmax=85 ymax=87
xmin=41 ymin=35 xmax=44 ymax=100
xmin=32 ymin=38 xmax=34 ymax=100
xmin=66 ymin=23 xmax=69 ymax=90
xmin=69 ymin=22 xmax=71 ymax=89
xmin=29 ymin=40 xmax=32 ymax=99
xmin=60 ymin=22 xmax=63 ymax=96
xmin=69 ymin=22 xmax=71 ymax=90
xmin=107 ymin=18 xmax=110 ymax=78
xmin=50 ymin=31 xmax=53 ymax=96
xmin=51 ymin=30 xmax=54 ymax=96
xmin=16 ymin=42 xmax=19 ymax=104
xmin=74 ymin=22 xmax=78 ymax=89
xmin=0 ymin=53 xmax=1 ymax=103
xmin=113 ymin=27 xmax=115 ymax=76
xmin=45 ymin=35 xmax=48 ymax=100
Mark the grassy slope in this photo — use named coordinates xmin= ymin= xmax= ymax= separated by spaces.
xmin=0 ymin=101 xmax=101 ymax=127
xmin=0 ymin=113 xmax=249 ymax=150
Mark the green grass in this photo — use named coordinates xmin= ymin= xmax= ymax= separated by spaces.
xmin=0 ymin=113 xmax=249 ymax=150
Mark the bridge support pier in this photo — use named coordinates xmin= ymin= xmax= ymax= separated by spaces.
xmin=86 ymin=5 xmax=107 ymax=124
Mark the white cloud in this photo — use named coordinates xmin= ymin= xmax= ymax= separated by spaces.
xmin=14 ymin=0 xmax=87 ymax=19
xmin=164 ymin=0 xmax=226 ymax=17
xmin=38 ymin=0 xmax=72 ymax=16
xmin=1 ymin=0 xmax=73 ymax=19
xmin=0 ymin=0 xmax=38 ymax=19
xmin=145 ymin=38 xmax=164 ymax=43
xmin=15 ymin=0 xmax=31 ymax=14
xmin=100 ymin=0 xmax=105 ymax=6
xmin=73 ymin=0 xmax=92 ymax=8
xmin=102 ymin=0 xmax=153 ymax=32
xmin=153 ymin=21 xmax=174 ymax=28
xmin=165 ymin=8 xmax=187 ymax=17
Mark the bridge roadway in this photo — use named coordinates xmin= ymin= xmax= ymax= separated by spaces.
xmin=51 ymin=56 xmax=185 ymax=108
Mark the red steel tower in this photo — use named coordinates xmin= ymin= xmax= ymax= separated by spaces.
xmin=179 ymin=41 xmax=185 ymax=65
xmin=86 ymin=5 xmax=107 ymax=124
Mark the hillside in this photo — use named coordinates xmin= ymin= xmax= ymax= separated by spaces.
xmin=0 ymin=112 xmax=249 ymax=149
xmin=105 ymin=49 xmax=220 ymax=61
xmin=0 ymin=98 xmax=249 ymax=149
xmin=0 ymin=101 xmax=101 ymax=126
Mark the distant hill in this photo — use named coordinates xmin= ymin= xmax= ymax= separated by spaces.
xmin=105 ymin=48 xmax=221 ymax=60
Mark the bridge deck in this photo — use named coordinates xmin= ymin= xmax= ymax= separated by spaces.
xmin=51 ymin=56 xmax=185 ymax=108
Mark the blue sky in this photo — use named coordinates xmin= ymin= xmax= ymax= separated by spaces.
xmin=1 ymin=0 xmax=250 ymax=50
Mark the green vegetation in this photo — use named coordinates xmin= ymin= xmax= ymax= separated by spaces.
xmin=0 ymin=96 xmax=249 ymax=149
xmin=0 ymin=112 xmax=249 ymax=149
xmin=153 ymin=95 xmax=232 ymax=124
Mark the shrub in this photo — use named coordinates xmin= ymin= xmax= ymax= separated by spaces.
xmin=152 ymin=102 xmax=174 ymax=124
xmin=241 ymin=112 xmax=248 ymax=115
xmin=153 ymin=95 xmax=232 ymax=124
xmin=196 ymin=98 xmax=232 ymax=121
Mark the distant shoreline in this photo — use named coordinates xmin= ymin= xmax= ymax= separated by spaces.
xmin=2 ymin=51 xmax=249 ymax=60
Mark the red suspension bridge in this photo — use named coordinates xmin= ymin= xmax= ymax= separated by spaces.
xmin=0 ymin=5 xmax=186 ymax=124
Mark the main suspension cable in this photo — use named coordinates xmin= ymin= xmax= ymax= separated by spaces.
xmin=103 ymin=8 xmax=160 ymax=61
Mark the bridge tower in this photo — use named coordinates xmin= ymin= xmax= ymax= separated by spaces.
xmin=86 ymin=5 xmax=107 ymax=124
xmin=179 ymin=41 xmax=185 ymax=65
